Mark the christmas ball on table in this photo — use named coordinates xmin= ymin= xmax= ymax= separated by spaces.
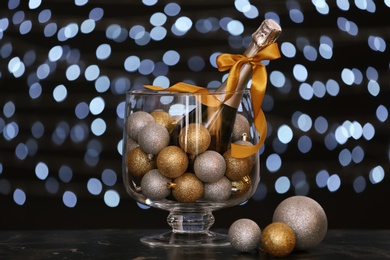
xmin=157 ymin=146 xmax=188 ymax=178
xmin=151 ymin=110 xmax=175 ymax=133
xmin=127 ymin=111 xmax=155 ymax=141
xmin=179 ymin=123 xmax=211 ymax=156
xmin=260 ymin=222 xmax=296 ymax=257
xmin=141 ymin=169 xmax=171 ymax=200
xmin=203 ymin=176 xmax=231 ymax=202
xmin=223 ymin=149 xmax=254 ymax=181
xmin=228 ymin=218 xmax=261 ymax=252
xmin=232 ymin=113 xmax=250 ymax=142
xmin=126 ymin=146 xmax=156 ymax=178
xmin=272 ymin=195 xmax=328 ymax=250
xmin=170 ymin=173 xmax=204 ymax=203
xmin=194 ymin=150 xmax=226 ymax=183
xmin=138 ymin=122 xmax=170 ymax=155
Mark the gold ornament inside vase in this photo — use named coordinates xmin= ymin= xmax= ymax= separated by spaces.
xmin=126 ymin=146 xmax=156 ymax=178
xmin=178 ymin=123 xmax=211 ymax=156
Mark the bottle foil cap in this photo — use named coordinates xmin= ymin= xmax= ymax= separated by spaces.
xmin=252 ymin=19 xmax=282 ymax=47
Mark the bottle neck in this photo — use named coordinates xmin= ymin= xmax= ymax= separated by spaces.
xmin=216 ymin=41 xmax=263 ymax=108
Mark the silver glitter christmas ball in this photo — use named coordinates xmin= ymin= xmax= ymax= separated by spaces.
xmin=127 ymin=111 xmax=155 ymax=141
xmin=194 ymin=150 xmax=226 ymax=183
xmin=232 ymin=113 xmax=250 ymax=142
xmin=228 ymin=218 xmax=261 ymax=252
xmin=203 ymin=176 xmax=231 ymax=202
xmin=138 ymin=122 xmax=170 ymax=155
xmin=126 ymin=111 xmax=155 ymax=142
xmin=140 ymin=169 xmax=171 ymax=200
xmin=272 ymin=196 xmax=328 ymax=250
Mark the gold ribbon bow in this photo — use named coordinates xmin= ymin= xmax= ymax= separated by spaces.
xmin=145 ymin=43 xmax=281 ymax=158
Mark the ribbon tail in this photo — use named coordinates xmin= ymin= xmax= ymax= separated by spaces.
xmin=231 ymin=64 xmax=268 ymax=158
xmin=145 ymin=82 xmax=205 ymax=93
xmin=231 ymin=109 xmax=267 ymax=158
xmin=250 ymin=65 xmax=267 ymax=116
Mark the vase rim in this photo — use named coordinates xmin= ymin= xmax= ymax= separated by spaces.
xmin=126 ymin=88 xmax=250 ymax=96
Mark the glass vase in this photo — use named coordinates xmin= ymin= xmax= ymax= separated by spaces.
xmin=122 ymin=89 xmax=260 ymax=247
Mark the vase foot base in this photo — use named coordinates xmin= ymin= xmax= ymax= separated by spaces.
xmin=140 ymin=231 xmax=230 ymax=247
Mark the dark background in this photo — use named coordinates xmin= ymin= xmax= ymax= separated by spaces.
xmin=0 ymin=1 xmax=389 ymax=230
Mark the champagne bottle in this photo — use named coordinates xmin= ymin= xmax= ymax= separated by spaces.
xmin=214 ymin=19 xmax=281 ymax=107
xmin=206 ymin=19 xmax=281 ymax=154
xmin=175 ymin=19 xmax=281 ymax=154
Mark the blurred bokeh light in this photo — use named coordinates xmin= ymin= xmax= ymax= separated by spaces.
xmin=0 ymin=0 xmax=389 ymax=229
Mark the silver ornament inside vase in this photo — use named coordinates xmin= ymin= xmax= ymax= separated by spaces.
xmin=141 ymin=169 xmax=171 ymax=200
xmin=127 ymin=111 xmax=155 ymax=141
xmin=138 ymin=122 xmax=170 ymax=155
xmin=194 ymin=150 xmax=226 ymax=183
xmin=203 ymin=176 xmax=231 ymax=202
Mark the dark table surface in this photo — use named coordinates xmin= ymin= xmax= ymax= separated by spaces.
xmin=0 ymin=229 xmax=389 ymax=259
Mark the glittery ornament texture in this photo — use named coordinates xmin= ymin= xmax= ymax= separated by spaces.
xmin=151 ymin=110 xmax=175 ymax=132
xmin=203 ymin=176 xmax=231 ymax=201
xmin=228 ymin=218 xmax=261 ymax=252
xmin=171 ymin=173 xmax=204 ymax=203
xmin=223 ymin=149 xmax=254 ymax=181
xmin=127 ymin=111 xmax=155 ymax=141
xmin=194 ymin=150 xmax=226 ymax=183
xmin=261 ymin=222 xmax=296 ymax=257
xmin=156 ymin=146 xmax=189 ymax=178
xmin=126 ymin=146 xmax=156 ymax=178
xmin=179 ymin=123 xmax=211 ymax=155
xmin=272 ymin=195 xmax=328 ymax=250
xmin=138 ymin=122 xmax=170 ymax=155
xmin=141 ymin=169 xmax=171 ymax=200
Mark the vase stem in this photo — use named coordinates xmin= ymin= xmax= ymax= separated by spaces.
xmin=167 ymin=211 xmax=215 ymax=234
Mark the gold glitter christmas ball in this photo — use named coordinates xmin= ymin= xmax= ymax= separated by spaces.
xmin=126 ymin=111 xmax=155 ymax=141
xmin=261 ymin=222 xmax=296 ymax=257
xmin=126 ymin=146 xmax=156 ymax=178
xmin=138 ymin=122 xmax=170 ymax=155
xmin=228 ymin=218 xmax=261 ymax=252
xmin=272 ymin=195 xmax=328 ymax=250
xmin=151 ymin=110 xmax=175 ymax=133
xmin=223 ymin=149 xmax=254 ymax=181
xmin=157 ymin=146 xmax=189 ymax=178
xmin=231 ymin=176 xmax=252 ymax=197
xmin=171 ymin=173 xmax=204 ymax=203
xmin=232 ymin=113 xmax=251 ymax=142
xmin=179 ymin=123 xmax=211 ymax=155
